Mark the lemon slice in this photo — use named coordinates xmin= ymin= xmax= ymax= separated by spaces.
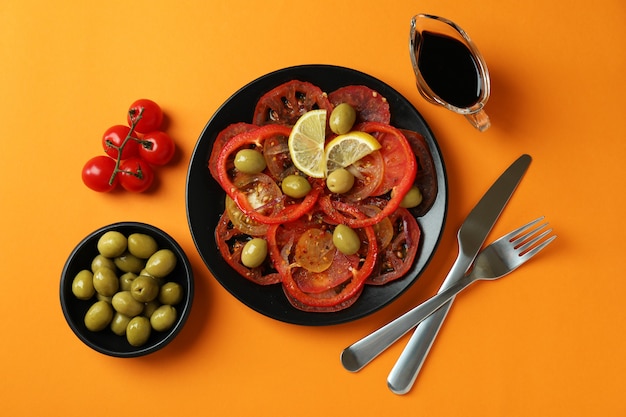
xmin=288 ymin=109 xmax=327 ymax=178
xmin=324 ymin=131 xmax=381 ymax=175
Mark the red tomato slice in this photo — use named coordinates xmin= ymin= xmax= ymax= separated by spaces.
xmin=209 ymin=122 xmax=258 ymax=181
xmin=267 ymin=205 xmax=379 ymax=312
xmin=215 ymin=211 xmax=281 ymax=285
xmin=282 ymin=281 xmax=364 ymax=312
xmin=292 ymin=250 xmax=359 ymax=294
xmin=401 ymin=129 xmax=438 ymax=217
xmin=253 ymin=80 xmax=334 ymax=126
xmin=370 ymin=125 xmax=416 ymax=196
xmin=215 ymin=124 xmax=321 ymax=224
xmin=341 ymin=151 xmax=385 ymax=202
xmin=294 ymin=228 xmax=335 ymax=273
xmin=328 ymin=85 xmax=391 ymax=125
xmin=319 ymin=122 xmax=417 ymax=228
xmin=366 ymin=207 xmax=421 ymax=285
xmin=262 ymin=132 xmax=298 ymax=181
xmin=225 ymin=195 xmax=270 ymax=237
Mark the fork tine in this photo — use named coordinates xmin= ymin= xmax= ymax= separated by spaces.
xmin=517 ymin=227 xmax=553 ymax=254
xmin=502 ymin=217 xmax=544 ymax=243
xmin=510 ymin=221 xmax=548 ymax=247
xmin=518 ymin=234 xmax=557 ymax=261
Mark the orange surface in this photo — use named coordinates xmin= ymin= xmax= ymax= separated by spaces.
xmin=1 ymin=0 xmax=624 ymax=415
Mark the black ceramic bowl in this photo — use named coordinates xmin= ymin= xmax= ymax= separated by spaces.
xmin=60 ymin=222 xmax=194 ymax=357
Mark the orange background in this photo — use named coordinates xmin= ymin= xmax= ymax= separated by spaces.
xmin=1 ymin=0 xmax=624 ymax=415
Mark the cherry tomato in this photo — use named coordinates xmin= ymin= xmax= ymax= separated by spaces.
xmin=102 ymin=125 xmax=139 ymax=160
xmin=139 ymin=131 xmax=175 ymax=166
xmin=127 ymin=99 xmax=163 ymax=134
xmin=82 ymin=155 xmax=118 ymax=192
xmin=118 ymin=158 xmax=154 ymax=192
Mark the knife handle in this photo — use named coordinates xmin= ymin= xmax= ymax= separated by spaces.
xmin=387 ymin=252 xmax=471 ymax=394
xmin=341 ymin=257 xmax=470 ymax=373
xmin=387 ymin=299 xmax=454 ymax=394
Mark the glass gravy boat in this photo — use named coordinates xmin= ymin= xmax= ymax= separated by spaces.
xmin=410 ymin=14 xmax=491 ymax=132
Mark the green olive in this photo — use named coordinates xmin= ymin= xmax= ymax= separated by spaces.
xmin=145 ymin=249 xmax=177 ymax=278
xmin=72 ymin=269 xmax=95 ymax=300
xmin=159 ymin=282 xmax=183 ymax=305
xmin=119 ymin=272 xmax=137 ymax=291
xmin=84 ymin=300 xmax=114 ymax=332
xmin=139 ymin=268 xmax=164 ymax=286
xmin=127 ymin=233 xmax=158 ymax=259
xmin=130 ymin=275 xmax=160 ymax=302
xmin=241 ymin=238 xmax=268 ymax=268
xmin=326 ymin=168 xmax=355 ymax=194
xmin=93 ymin=267 xmax=119 ymax=297
xmin=398 ymin=185 xmax=423 ymax=208
xmin=126 ymin=316 xmax=151 ymax=347
xmin=97 ymin=231 xmax=127 ymax=258
xmin=91 ymin=254 xmax=116 ymax=273
xmin=281 ymin=174 xmax=311 ymax=198
xmin=329 ymin=103 xmax=357 ymax=135
xmin=143 ymin=300 xmax=161 ymax=318
xmin=332 ymin=224 xmax=361 ymax=255
xmin=234 ymin=149 xmax=267 ymax=174
xmin=110 ymin=312 xmax=131 ymax=336
xmin=150 ymin=305 xmax=177 ymax=332
xmin=114 ymin=251 xmax=145 ymax=274
xmin=112 ymin=290 xmax=144 ymax=317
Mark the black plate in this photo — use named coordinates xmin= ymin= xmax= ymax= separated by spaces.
xmin=186 ymin=65 xmax=447 ymax=326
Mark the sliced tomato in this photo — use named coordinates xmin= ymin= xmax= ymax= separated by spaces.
xmin=215 ymin=124 xmax=321 ymax=224
xmin=319 ymin=122 xmax=416 ymax=228
xmin=366 ymin=207 xmax=421 ymax=285
xmin=282 ymin=281 xmax=364 ymax=312
xmin=215 ymin=211 xmax=281 ymax=285
xmin=294 ymin=228 xmax=335 ymax=273
xmin=328 ymin=85 xmax=391 ymax=125
xmin=370 ymin=124 xmax=416 ymax=196
xmin=341 ymin=151 xmax=384 ymax=202
xmin=225 ymin=195 xmax=270 ymax=237
xmin=267 ymin=205 xmax=379 ymax=312
xmin=209 ymin=122 xmax=258 ymax=181
xmin=361 ymin=203 xmax=394 ymax=249
xmin=253 ymin=80 xmax=334 ymax=126
xmin=293 ymin=250 xmax=359 ymax=294
xmin=262 ymin=132 xmax=298 ymax=181
xmin=401 ymin=129 xmax=438 ymax=217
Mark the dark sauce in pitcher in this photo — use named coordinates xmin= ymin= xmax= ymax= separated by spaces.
xmin=416 ymin=31 xmax=482 ymax=108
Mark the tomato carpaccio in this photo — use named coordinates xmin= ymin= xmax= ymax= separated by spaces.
xmin=209 ymin=80 xmax=437 ymax=312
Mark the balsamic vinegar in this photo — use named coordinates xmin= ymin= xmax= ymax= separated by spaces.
xmin=416 ymin=31 xmax=482 ymax=108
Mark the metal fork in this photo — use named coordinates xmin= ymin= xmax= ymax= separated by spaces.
xmin=386 ymin=217 xmax=556 ymax=393
xmin=341 ymin=217 xmax=556 ymax=376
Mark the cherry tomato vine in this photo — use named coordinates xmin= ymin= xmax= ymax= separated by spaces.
xmin=82 ymin=99 xmax=176 ymax=193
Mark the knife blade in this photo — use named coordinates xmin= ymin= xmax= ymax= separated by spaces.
xmin=340 ymin=154 xmax=531 ymax=374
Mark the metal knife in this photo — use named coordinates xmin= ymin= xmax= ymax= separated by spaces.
xmin=340 ymin=154 xmax=532 ymax=374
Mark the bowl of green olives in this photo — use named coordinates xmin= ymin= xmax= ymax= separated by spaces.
xmin=60 ymin=222 xmax=194 ymax=357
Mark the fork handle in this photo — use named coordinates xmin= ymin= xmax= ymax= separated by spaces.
xmin=341 ymin=274 xmax=475 ymax=372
